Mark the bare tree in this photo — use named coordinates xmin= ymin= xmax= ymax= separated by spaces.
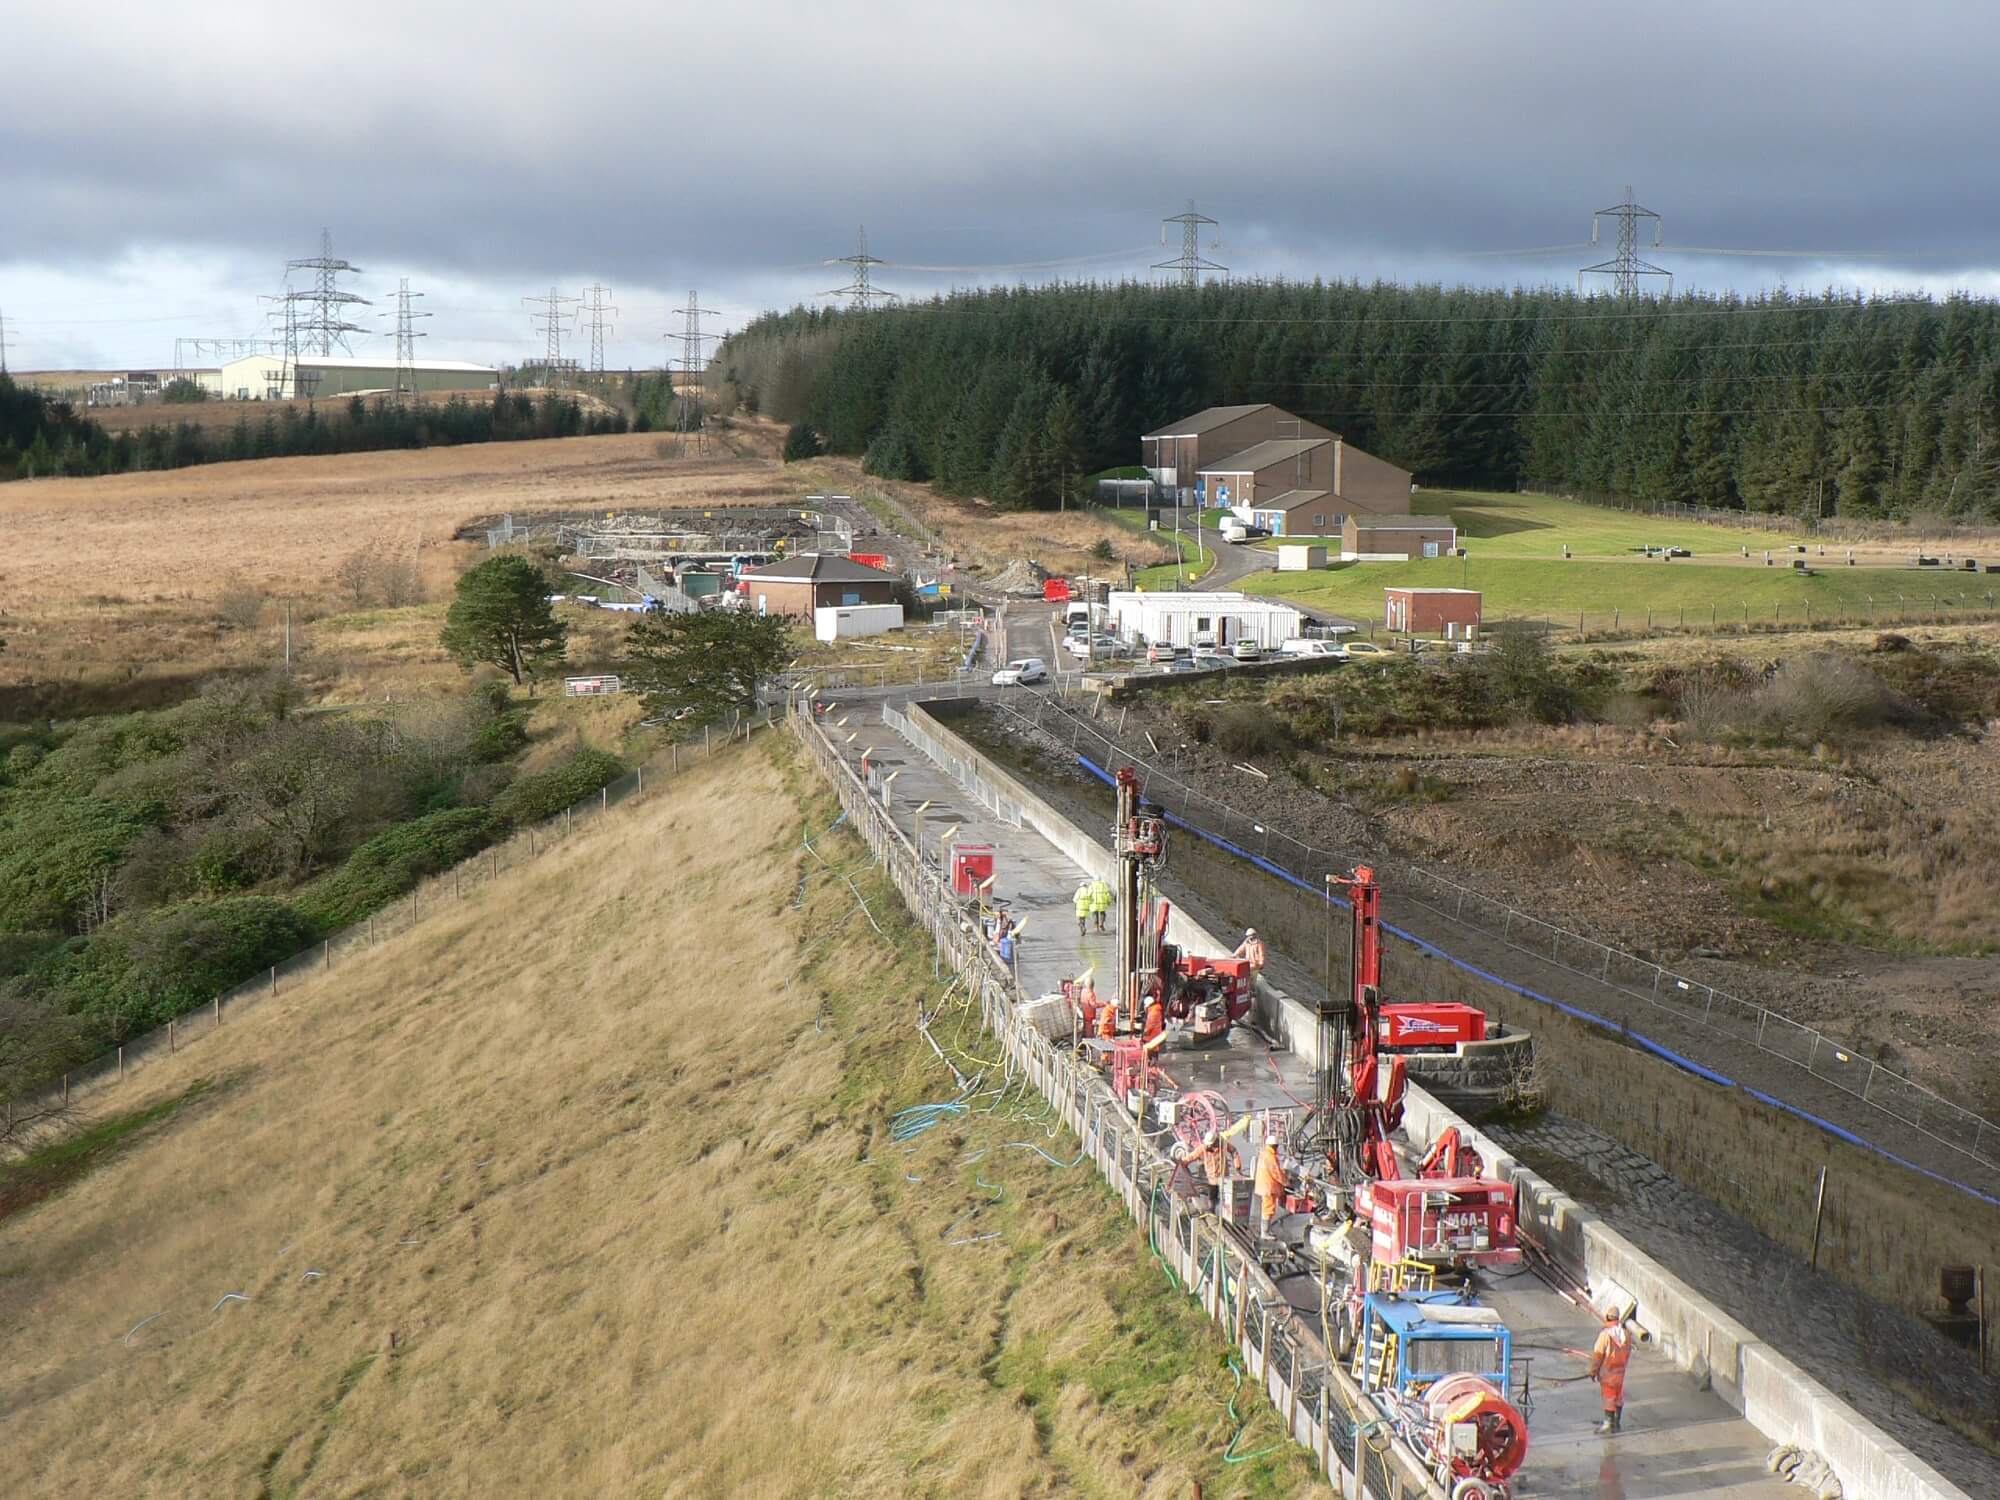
xmin=216 ymin=576 xmax=266 ymax=631
xmin=334 ymin=546 xmax=378 ymax=608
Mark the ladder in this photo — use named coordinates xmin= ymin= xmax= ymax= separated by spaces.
xmin=1354 ymin=1323 xmax=1399 ymax=1391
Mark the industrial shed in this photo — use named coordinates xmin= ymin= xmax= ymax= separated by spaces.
xmin=1384 ymin=587 xmax=1481 ymax=636
xmin=741 ymin=553 xmax=900 ymax=619
xmin=217 ymin=354 xmax=499 ymax=400
xmin=1344 ymin=516 xmax=1458 ymax=561
xmin=1198 ymin=435 xmax=1415 ymax=537
xmin=1140 ymin=404 xmax=1331 ymax=498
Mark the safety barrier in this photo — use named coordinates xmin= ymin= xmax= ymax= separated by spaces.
xmin=989 ymin=689 xmax=2000 ymax=1194
xmin=792 ymin=702 xmax=1445 ymax=1500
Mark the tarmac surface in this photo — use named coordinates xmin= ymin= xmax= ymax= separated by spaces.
xmin=832 ymin=700 xmax=1796 ymax=1500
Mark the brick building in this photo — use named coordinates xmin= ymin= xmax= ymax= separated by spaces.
xmin=740 ymin=553 xmax=899 ymax=619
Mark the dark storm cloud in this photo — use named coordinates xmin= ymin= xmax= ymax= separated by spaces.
xmin=6 ymin=0 xmax=2000 ymax=362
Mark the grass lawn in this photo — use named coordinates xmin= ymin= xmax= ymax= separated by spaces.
xmin=1245 ymin=555 xmax=1999 ymax=628
xmin=1097 ymin=504 xmax=1214 ymax=589
xmin=1411 ymin=488 xmax=1802 ymax=557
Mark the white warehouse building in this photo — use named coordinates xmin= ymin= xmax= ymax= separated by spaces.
xmin=1107 ymin=590 xmax=1303 ymax=651
xmin=217 ymin=354 xmax=499 ymax=401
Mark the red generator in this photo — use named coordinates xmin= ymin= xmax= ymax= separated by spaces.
xmin=1376 ymin=1002 xmax=1487 ymax=1053
xmin=950 ymin=843 xmax=995 ymax=896
xmin=1355 ymin=1176 xmax=1521 ymax=1270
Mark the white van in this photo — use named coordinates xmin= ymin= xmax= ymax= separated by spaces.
xmin=1278 ymin=637 xmax=1349 ymax=660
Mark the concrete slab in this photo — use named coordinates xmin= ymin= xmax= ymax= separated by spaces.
xmin=837 ymin=705 xmax=1799 ymax=1500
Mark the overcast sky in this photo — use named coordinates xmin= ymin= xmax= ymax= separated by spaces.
xmin=6 ymin=0 xmax=1999 ymax=370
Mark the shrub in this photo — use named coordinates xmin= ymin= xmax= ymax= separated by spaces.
xmin=0 ymin=795 xmax=152 ymax=933
xmin=51 ymin=897 xmax=317 ymax=1039
xmin=490 ymin=748 xmax=624 ymax=828
xmin=1749 ymin=654 xmax=1903 ymax=742
xmin=216 ymin=576 xmax=265 ymax=630
xmin=1090 ymin=537 xmax=1116 ymax=562
xmin=783 ymin=421 xmax=824 ymax=462
xmin=1211 ymin=704 xmax=1284 ymax=758
xmin=469 ymin=712 xmax=530 ymax=764
xmin=293 ymin=806 xmax=500 ymax=931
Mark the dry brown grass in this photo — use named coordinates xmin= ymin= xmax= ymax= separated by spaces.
xmin=0 ymin=737 xmax=1316 ymax=1498
xmin=0 ymin=431 xmax=798 ymax=714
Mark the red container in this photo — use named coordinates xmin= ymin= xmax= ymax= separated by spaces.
xmin=849 ymin=551 xmax=888 ymax=569
xmin=950 ymin=843 xmax=995 ymax=896
xmin=1376 ymin=1002 xmax=1486 ymax=1049
xmin=1043 ymin=577 xmax=1072 ymax=602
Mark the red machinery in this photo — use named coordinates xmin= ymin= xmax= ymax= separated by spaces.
xmin=949 ymin=842 xmax=995 ymax=897
xmin=1378 ymin=1002 xmax=1487 ymax=1052
xmin=1419 ymin=1373 xmax=1530 ymax=1499
xmin=1132 ymin=896 xmax=1255 ymax=1042
xmin=1353 ymin=1176 xmax=1521 ymax=1270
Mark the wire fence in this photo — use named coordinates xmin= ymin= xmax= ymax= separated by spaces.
xmin=792 ymin=704 xmax=1444 ymax=1499
xmin=990 ymin=689 xmax=2000 ymax=1183
xmin=3 ymin=716 xmax=778 ymax=1133
xmin=1510 ymin=585 xmax=2000 ymax=642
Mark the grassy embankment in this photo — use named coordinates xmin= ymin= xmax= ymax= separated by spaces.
xmin=1246 ymin=489 xmax=1999 ymax=631
xmin=1096 ymin=504 xmax=1212 ymax=590
xmin=0 ymin=736 xmax=1316 ymax=1498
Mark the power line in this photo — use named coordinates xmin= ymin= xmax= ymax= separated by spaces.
xmin=1579 ymin=187 xmax=1672 ymax=299
xmin=666 ymin=290 xmax=719 ymax=455
xmin=284 ymin=229 xmax=372 ymax=356
xmin=580 ymin=284 xmax=620 ymax=377
xmin=1153 ymin=200 xmax=1227 ymax=288
xmin=523 ymin=287 xmax=581 ymax=388
xmin=377 ymin=279 xmax=431 ymax=402
xmin=823 ymin=226 xmax=899 ymax=309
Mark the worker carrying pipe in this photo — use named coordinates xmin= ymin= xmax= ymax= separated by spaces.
xmin=1232 ymin=928 xmax=1266 ymax=974
xmin=1589 ymin=1305 xmax=1635 ymax=1435
xmin=1073 ymin=880 xmax=1094 ymax=938
xmin=1086 ymin=876 xmax=1113 ymax=934
xmin=1173 ymin=1126 xmax=1242 ymax=1213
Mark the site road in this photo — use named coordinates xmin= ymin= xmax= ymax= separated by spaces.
xmin=825 ymin=695 xmax=1798 ymax=1500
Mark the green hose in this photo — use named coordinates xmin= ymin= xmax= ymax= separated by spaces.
xmin=1220 ymin=1354 xmax=1283 ymax=1464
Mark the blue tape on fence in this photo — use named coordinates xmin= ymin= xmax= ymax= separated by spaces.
xmin=1075 ymin=752 xmax=2000 ymax=1207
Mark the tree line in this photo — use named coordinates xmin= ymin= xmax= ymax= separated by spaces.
xmin=711 ymin=281 xmax=2000 ymax=520
xmin=0 ymin=376 xmax=629 ymax=482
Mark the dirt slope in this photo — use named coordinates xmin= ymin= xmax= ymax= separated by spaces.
xmin=0 ymin=737 xmax=1313 ymax=1498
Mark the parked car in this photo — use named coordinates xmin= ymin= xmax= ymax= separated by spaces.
xmin=1343 ymin=641 xmax=1393 ymax=658
xmin=1218 ymin=519 xmax=1248 ymax=543
xmin=1163 ymin=656 xmax=1203 ymax=673
xmin=991 ymin=657 xmax=1049 ymax=686
xmin=1278 ymin=638 xmax=1348 ymax=659
xmin=1189 ymin=653 xmax=1238 ymax=671
xmin=1192 ymin=629 xmax=1218 ymax=649
xmin=1230 ymin=640 xmax=1263 ymax=661
xmin=1062 ymin=633 xmax=1122 ymax=659
xmin=1145 ymin=642 xmax=1185 ymax=664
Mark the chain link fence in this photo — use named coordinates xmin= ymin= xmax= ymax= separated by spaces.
xmin=989 ymin=689 xmax=2000 ymax=1182
xmin=793 ymin=704 xmax=1443 ymax=1499
xmin=5 ymin=717 xmax=775 ymax=1132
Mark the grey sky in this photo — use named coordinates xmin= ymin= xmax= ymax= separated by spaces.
xmin=6 ymin=0 xmax=1999 ymax=369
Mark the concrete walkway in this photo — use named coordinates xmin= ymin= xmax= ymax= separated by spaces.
xmin=836 ymin=704 xmax=1795 ymax=1500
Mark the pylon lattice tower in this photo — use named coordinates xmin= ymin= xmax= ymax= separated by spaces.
xmin=377 ymin=279 xmax=431 ymax=402
xmin=285 ymin=229 xmax=372 ymax=356
xmin=0 ymin=306 xmax=12 ymax=375
xmin=1579 ymin=187 xmax=1672 ymax=298
xmin=666 ymin=290 xmax=719 ymax=455
xmin=580 ymin=284 xmax=619 ymax=377
xmin=1153 ymin=200 xmax=1227 ymax=288
xmin=823 ymin=226 xmax=899 ymax=310
xmin=523 ymin=288 xmax=581 ymax=388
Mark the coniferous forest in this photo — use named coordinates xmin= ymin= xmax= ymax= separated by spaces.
xmin=711 ymin=281 xmax=2000 ymax=521
xmin=0 ymin=378 xmax=628 ymax=483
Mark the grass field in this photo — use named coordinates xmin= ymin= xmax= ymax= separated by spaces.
xmin=1099 ymin=505 xmax=1212 ymax=590
xmin=0 ymin=737 xmax=1315 ymax=1497
xmin=1245 ymin=488 xmax=2000 ymax=630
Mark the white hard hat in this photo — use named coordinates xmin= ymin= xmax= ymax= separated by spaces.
xmin=1204 ymin=1129 xmax=1219 ymax=1146
xmin=1245 ymin=927 xmax=1258 ymax=937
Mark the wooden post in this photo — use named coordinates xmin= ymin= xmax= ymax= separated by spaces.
xmin=456 ymin=869 xmax=462 ymax=898
xmin=118 ymin=1045 xmax=125 ymax=1080
xmin=168 ymin=1019 xmax=175 ymax=1054
xmin=214 ymin=995 xmax=222 ymax=1028
xmin=63 ymin=1073 xmax=70 ymax=1104
xmin=270 ymin=966 xmax=277 ymax=997
xmin=637 ymin=765 xmax=643 ymax=794
xmin=1809 ymin=1164 xmax=1828 ymax=1270
xmin=566 ymin=806 xmax=572 ymax=835
xmin=324 ymin=939 xmax=331 ymax=971
xmin=1978 ymin=1264 xmax=1989 ymax=1377
xmin=601 ymin=786 xmax=608 ymax=812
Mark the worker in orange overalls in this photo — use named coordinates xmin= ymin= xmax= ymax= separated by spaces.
xmin=1232 ymin=927 xmax=1267 ymax=975
xmin=1075 ymin=975 xmax=1100 ymax=1034
xmin=1097 ymin=990 xmax=1118 ymax=1039
xmin=1588 ymin=1305 xmax=1634 ymax=1435
xmin=1252 ymin=1134 xmax=1289 ymax=1235
xmin=1188 ymin=1129 xmax=1240 ymax=1213
xmin=1142 ymin=996 xmax=1165 ymax=1043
